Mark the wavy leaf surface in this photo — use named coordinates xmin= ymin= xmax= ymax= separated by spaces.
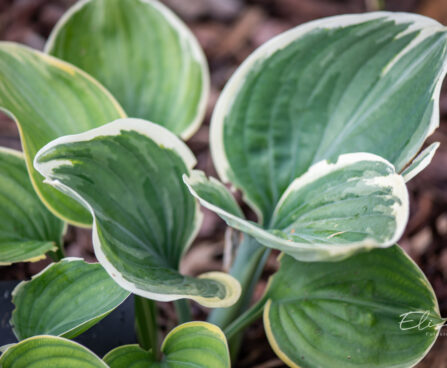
xmin=34 ymin=119 xmax=240 ymax=307
xmin=185 ymin=153 xmax=408 ymax=261
xmin=211 ymin=12 xmax=447 ymax=222
xmin=0 ymin=42 xmax=125 ymax=225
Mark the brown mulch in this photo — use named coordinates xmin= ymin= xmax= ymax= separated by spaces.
xmin=1 ymin=0 xmax=447 ymax=366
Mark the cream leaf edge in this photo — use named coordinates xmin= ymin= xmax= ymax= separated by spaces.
xmin=0 ymin=41 xmax=126 ymax=228
xmin=0 ymin=335 xmax=108 ymax=367
xmin=33 ymin=118 xmax=240 ymax=308
xmin=262 ymin=246 xmax=442 ymax=368
xmin=10 ymin=258 xmax=130 ymax=341
xmin=44 ymin=0 xmax=209 ymax=140
xmin=0 ymin=146 xmax=65 ymax=264
xmin=401 ymin=142 xmax=440 ymax=182
xmin=184 ymin=152 xmax=409 ymax=262
xmin=210 ymin=12 xmax=447 ymax=221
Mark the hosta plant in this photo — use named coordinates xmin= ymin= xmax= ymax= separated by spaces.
xmin=0 ymin=2 xmax=446 ymax=368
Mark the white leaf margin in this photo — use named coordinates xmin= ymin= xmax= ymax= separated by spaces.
xmin=401 ymin=142 xmax=440 ymax=182
xmin=210 ymin=11 xmax=447 ymax=221
xmin=33 ymin=118 xmax=240 ymax=307
xmin=185 ymin=153 xmax=409 ymax=262
xmin=45 ymin=0 xmax=210 ymax=141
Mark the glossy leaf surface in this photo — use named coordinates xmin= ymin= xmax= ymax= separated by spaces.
xmin=46 ymin=0 xmax=209 ymax=139
xmin=185 ymin=153 xmax=408 ymax=261
xmin=0 ymin=336 xmax=107 ymax=368
xmin=212 ymin=12 xmax=447 ymax=223
xmin=0 ymin=42 xmax=125 ymax=226
xmin=264 ymin=246 xmax=444 ymax=368
xmin=0 ymin=148 xmax=64 ymax=265
xmin=34 ymin=119 xmax=240 ymax=307
xmin=11 ymin=258 xmax=129 ymax=340
xmin=104 ymin=322 xmax=230 ymax=368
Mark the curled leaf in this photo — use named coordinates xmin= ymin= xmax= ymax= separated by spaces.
xmin=0 ymin=42 xmax=125 ymax=226
xmin=185 ymin=153 xmax=408 ymax=262
xmin=34 ymin=119 xmax=240 ymax=307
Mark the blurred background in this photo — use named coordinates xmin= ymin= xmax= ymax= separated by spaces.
xmin=0 ymin=0 xmax=447 ymax=366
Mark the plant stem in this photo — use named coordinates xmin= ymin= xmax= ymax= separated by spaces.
xmin=224 ymin=294 xmax=268 ymax=340
xmin=208 ymin=235 xmax=270 ymax=329
xmin=134 ymin=296 xmax=160 ymax=360
xmin=174 ymin=299 xmax=192 ymax=324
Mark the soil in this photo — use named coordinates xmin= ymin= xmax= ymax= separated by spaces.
xmin=1 ymin=0 xmax=447 ymax=367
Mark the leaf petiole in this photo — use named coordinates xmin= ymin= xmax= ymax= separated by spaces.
xmin=224 ymin=293 xmax=269 ymax=340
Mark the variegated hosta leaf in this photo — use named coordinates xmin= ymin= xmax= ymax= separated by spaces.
xmin=264 ymin=245 xmax=444 ymax=368
xmin=46 ymin=0 xmax=209 ymax=139
xmin=402 ymin=142 xmax=439 ymax=182
xmin=104 ymin=322 xmax=230 ymax=368
xmin=211 ymin=12 xmax=447 ymax=223
xmin=0 ymin=42 xmax=126 ymax=226
xmin=11 ymin=258 xmax=130 ymax=340
xmin=0 ymin=336 xmax=107 ymax=368
xmin=185 ymin=153 xmax=408 ymax=262
xmin=34 ymin=118 xmax=240 ymax=307
xmin=0 ymin=148 xmax=64 ymax=265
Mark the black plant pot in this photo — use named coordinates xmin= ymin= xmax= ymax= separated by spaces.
xmin=0 ymin=280 xmax=137 ymax=357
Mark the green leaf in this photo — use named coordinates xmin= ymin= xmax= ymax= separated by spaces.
xmin=401 ymin=142 xmax=439 ymax=182
xmin=0 ymin=336 xmax=107 ymax=367
xmin=0 ymin=148 xmax=64 ymax=265
xmin=103 ymin=345 xmax=155 ymax=367
xmin=104 ymin=321 xmax=230 ymax=368
xmin=34 ymin=118 xmax=240 ymax=307
xmin=185 ymin=153 xmax=408 ymax=262
xmin=211 ymin=12 xmax=447 ymax=223
xmin=46 ymin=0 xmax=209 ymax=139
xmin=10 ymin=258 xmax=129 ymax=340
xmin=264 ymin=245 xmax=444 ymax=368
xmin=0 ymin=42 xmax=126 ymax=226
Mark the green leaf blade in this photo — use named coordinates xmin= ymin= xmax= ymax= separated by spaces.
xmin=0 ymin=148 xmax=64 ymax=265
xmin=211 ymin=13 xmax=447 ymax=222
xmin=0 ymin=336 xmax=107 ymax=368
xmin=11 ymin=258 xmax=130 ymax=340
xmin=103 ymin=345 xmax=156 ymax=368
xmin=265 ymin=246 xmax=443 ymax=368
xmin=104 ymin=322 xmax=230 ymax=368
xmin=162 ymin=322 xmax=230 ymax=368
xmin=34 ymin=119 xmax=240 ymax=308
xmin=0 ymin=43 xmax=126 ymax=226
xmin=46 ymin=0 xmax=209 ymax=139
